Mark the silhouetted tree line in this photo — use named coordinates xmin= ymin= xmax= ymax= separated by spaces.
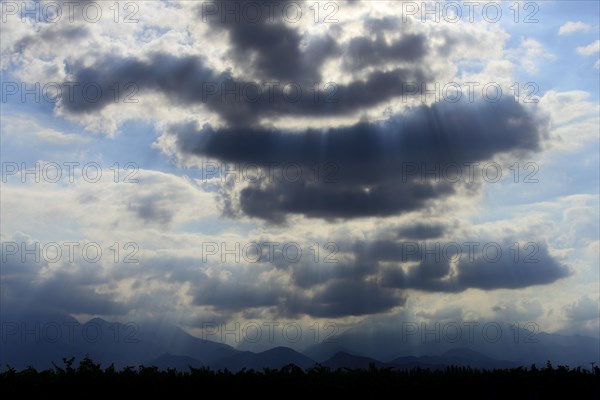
xmin=2 ymin=356 xmax=599 ymax=398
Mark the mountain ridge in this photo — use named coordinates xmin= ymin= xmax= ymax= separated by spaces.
xmin=1 ymin=315 xmax=597 ymax=371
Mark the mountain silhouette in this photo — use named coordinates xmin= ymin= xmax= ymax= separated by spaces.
xmin=322 ymin=352 xmax=387 ymax=370
xmin=1 ymin=315 xmax=597 ymax=371
xmin=212 ymin=346 xmax=315 ymax=371
xmin=148 ymin=353 xmax=206 ymax=370
xmin=304 ymin=322 xmax=599 ymax=368
xmin=390 ymin=348 xmax=517 ymax=370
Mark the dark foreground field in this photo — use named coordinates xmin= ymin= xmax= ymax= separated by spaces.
xmin=2 ymin=357 xmax=599 ymax=398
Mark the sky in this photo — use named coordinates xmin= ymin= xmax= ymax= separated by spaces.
xmin=0 ymin=0 xmax=599 ymax=354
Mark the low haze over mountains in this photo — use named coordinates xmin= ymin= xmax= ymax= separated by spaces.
xmin=2 ymin=316 xmax=597 ymax=372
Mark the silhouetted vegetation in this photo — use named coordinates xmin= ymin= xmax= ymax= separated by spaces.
xmin=2 ymin=356 xmax=599 ymax=398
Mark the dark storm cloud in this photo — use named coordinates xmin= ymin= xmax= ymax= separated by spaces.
xmin=236 ymin=179 xmax=454 ymax=223
xmin=136 ymin=248 xmax=403 ymax=318
xmin=455 ymin=246 xmax=571 ymax=290
xmin=198 ymin=0 xmax=337 ymax=82
xmin=1 ymin=259 xmax=128 ymax=316
xmin=265 ymin=235 xmax=569 ymax=300
xmin=190 ymin=268 xmax=288 ymax=311
xmin=287 ymin=279 xmax=405 ymax=318
xmin=170 ymin=97 xmax=546 ymax=222
xmin=61 ymin=53 xmax=220 ymax=114
xmin=14 ymin=25 xmax=90 ymax=53
xmin=60 ymin=52 xmax=429 ymax=126
xmin=378 ymin=242 xmax=570 ymax=292
xmin=128 ymin=252 xmax=401 ymax=319
xmin=563 ymin=296 xmax=600 ymax=321
xmin=21 ymin=273 xmax=128 ymax=315
xmin=223 ymin=21 xmax=312 ymax=81
xmin=199 ymin=0 xmax=428 ymax=78
xmin=56 ymin=2 xmax=432 ymax=125
xmin=181 ymin=236 xmax=569 ymax=318
xmin=363 ymin=16 xmax=402 ymax=32
xmin=174 ymin=96 xmax=543 ymax=167
xmin=347 ymin=15 xmax=429 ymax=71
xmin=246 ymin=237 xmax=568 ymax=317
xmin=396 ymin=223 xmax=447 ymax=240
xmin=289 ymin=259 xmax=371 ymax=289
xmin=217 ymin=66 xmax=430 ymax=125
xmin=343 ymin=33 xmax=428 ymax=71
xmin=1 ymin=238 xmax=130 ymax=317
xmin=380 ymin=260 xmax=452 ymax=292
xmin=187 ymin=270 xmax=404 ymax=318
xmin=0 ymin=236 xmax=569 ymax=320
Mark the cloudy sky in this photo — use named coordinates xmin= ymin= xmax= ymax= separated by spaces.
xmin=1 ymin=1 xmax=599 ymax=351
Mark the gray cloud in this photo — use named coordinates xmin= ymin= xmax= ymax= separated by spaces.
xmin=343 ymin=33 xmax=428 ymax=71
xmin=127 ymin=194 xmax=174 ymax=226
xmin=563 ymin=296 xmax=600 ymax=321
xmin=379 ymin=241 xmax=570 ymax=291
xmin=14 ymin=25 xmax=90 ymax=54
xmin=199 ymin=0 xmax=337 ymax=82
xmin=60 ymin=52 xmax=429 ymax=126
xmin=396 ymin=223 xmax=447 ymax=240
xmin=169 ymin=97 xmax=546 ymax=222
xmin=191 ymin=268 xmax=288 ymax=312
xmin=287 ymin=279 xmax=404 ymax=318
xmin=1 ymin=259 xmax=128 ymax=317
xmin=455 ymin=247 xmax=569 ymax=290
xmin=0 ymin=233 xmax=570 ymax=321
xmin=1 ymin=3 xmax=571 ymax=327
xmin=61 ymin=53 xmax=220 ymax=115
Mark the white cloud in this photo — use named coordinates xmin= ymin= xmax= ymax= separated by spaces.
xmin=559 ymin=21 xmax=594 ymax=35
xmin=35 ymin=128 xmax=91 ymax=144
xmin=0 ymin=168 xmax=219 ymax=243
xmin=576 ymin=40 xmax=600 ymax=56
xmin=504 ymin=37 xmax=555 ymax=75
xmin=540 ymin=90 xmax=600 ymax=147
